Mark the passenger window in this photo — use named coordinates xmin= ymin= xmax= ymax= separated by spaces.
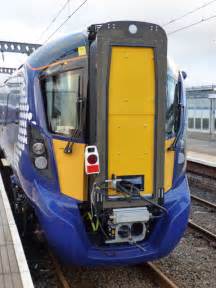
xmin=42 ymin=70 xmax=82 ymax=137
xmin=6 ymin=77 xmax=21 ymax=124
xmin=0 ymin=87 xmax=8 ymax=125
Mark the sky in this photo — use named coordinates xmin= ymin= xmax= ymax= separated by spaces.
xmin=0 ymin=0 xmax=216 ymax=86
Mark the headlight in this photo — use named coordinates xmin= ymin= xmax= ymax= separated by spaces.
xmin=34 ymin=156 xmax=48 ymax=170
xmin=128 ymin=24 xmax=138 ymax=34
xmin=28 ymin=125 xmax=51 ymax=175
xmin=32 ymin=142 xmax=45 ymax=155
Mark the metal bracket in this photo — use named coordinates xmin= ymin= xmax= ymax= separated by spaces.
xmin=0 ymin=67 xmax=16 ymax=74
xmin=0 ymin=41 xmax=41 ymax=56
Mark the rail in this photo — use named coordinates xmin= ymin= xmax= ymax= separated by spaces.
xmin=191 ymin=194 xmax=216 ymax=209
xmin=188 ymin=220 xmax=216 ymax=241
xmin=145 ymin=262 xmax=179 ymax=288
xmin=49 ymin=251 xmax=71 ymax=288
xmin=49 ymin=251 xmax=180 ymax=288
xmin=187 ymin=160 xmax=216 ymax=179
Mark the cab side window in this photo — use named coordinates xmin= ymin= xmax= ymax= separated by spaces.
xmin=166 ymin=74 xmax=179 ymax=138
xmin=0 ymin=86 xmax=8 ymax=125
xmin=41 ymin=70 xmax=83 ymax=137
xmin=6 ymin=76 xmax=22 ymax=124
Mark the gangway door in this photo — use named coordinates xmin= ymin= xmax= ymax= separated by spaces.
xmin=93 ymin=21 xmax=167 ymax=201
xmin=108 ymin=46 xmax=155 ymax=196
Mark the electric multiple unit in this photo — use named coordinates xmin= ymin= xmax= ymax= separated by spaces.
xmin=0 ymin=21 xmax=190 ymax=265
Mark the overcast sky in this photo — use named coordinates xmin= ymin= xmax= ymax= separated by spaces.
xmin=0 ymin=0 xmax=216 ymax=86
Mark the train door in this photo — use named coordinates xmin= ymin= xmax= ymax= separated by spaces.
xmin=108 ymin=46 xmax=155 ymax=196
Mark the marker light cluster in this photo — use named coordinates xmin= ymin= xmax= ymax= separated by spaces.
xmin=32 ymin=142 xmax=45 ymax=155
xmin=32 ymin=142 xmax=47 ymax=170
xmin=85 ymin=146 xmax=100 ymax=175
xmin=34 ymin=155 xmax=48 ymax=170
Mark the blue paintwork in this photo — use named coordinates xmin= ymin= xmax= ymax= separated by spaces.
xmin=31 ymin=175 xmax=190 ymax=265
xmin=0 ymin=29 xmax=190 ymax=266
xmin=28 ymin=32 xmax=88 ymax=68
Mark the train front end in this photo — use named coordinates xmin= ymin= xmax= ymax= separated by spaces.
xmin=30 ymin=21 xmax=190 ymax=265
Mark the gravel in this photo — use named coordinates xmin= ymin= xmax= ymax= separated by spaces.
xmin=190 ymin=201 xmax=216 ymax=234
xmin=154 ymin=183 xmax=216 ymax=288
xmin=63 ymin=265 xmax=158 ymax=288
xmin=22 ymin=239 xmax=60 ymax=288
xmin=187 ymin=172 xmax=216 ymax=192
xmin=190 ymin=184 xmax=216 ymax=234
xmin=190 ymin=185 xmax=216 ymax=204
xmin=155 ymin=229 xmax=216 ymax=288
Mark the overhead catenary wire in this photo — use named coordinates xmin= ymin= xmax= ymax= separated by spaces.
xmin=43 ymin=0 xmax=88 ymax=44
xmin=164 ymin=0 xmax=216 ymax=26
xmin=168 ymin=13 xmax=216 ymax=35
xmin=37 ymin=0 xmax=71 ymax=42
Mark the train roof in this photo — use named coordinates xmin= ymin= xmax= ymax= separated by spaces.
xmin=26 ymin=26 xmax=179 ymax=79
xmin=27 ymin=32 xmax=88 ymax=70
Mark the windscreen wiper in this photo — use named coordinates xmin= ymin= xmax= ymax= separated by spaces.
xmin=64 ymin=93 xmax=84 ymax=154
xmin=168 ymin=102 xmax=184 ymax=151
xmin=63 ymin=72 xmax=84 ymax=154
xmin=64 ymin=129 xmax=80 ymax=154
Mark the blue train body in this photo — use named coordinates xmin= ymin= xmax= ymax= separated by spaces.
xmin=0 ymin=21 xmax=190 ymax=265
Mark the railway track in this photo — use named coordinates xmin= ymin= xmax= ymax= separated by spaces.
xmin=189 ymin=190 xmax=216 ymax=241
xmin=187 ymin=160 xmax=216 ymax=191
xmin=50 ymin=251 xmax=179 ymax=288
xmin=191 ymin=194 xmax=216 ymax=209
xmin=187 ymin=160 xmax=216 ymax=180
xmin=144 ymin=262 xmax=179 ymax=288
xmin=49 ymin=251 xmax=71 ymax=288
xmin=188 ymin=220 xmax=216 ymax=241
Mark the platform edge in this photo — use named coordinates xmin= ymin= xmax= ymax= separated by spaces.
xmin=0 ymin=173 xmax=34 ymax=288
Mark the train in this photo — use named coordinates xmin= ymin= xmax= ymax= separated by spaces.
xmin=0 ymin=21 xmax=190 ymax=265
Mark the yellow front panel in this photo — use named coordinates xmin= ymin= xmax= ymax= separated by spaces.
xmin=52 ymin=139 xmax=86 ymax=201
xmin=164 ymin=138 xmax=175 ymax=192
xmin=108 ymin=46 xmax=155 ymax=195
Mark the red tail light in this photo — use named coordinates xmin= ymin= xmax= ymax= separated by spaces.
xmin=85 ymin=146 xmax=100 ymax=175
xmin=87 ymin=154 xmax=97 ymax=165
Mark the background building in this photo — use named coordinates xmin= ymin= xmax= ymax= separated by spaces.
xmin=187 ymin=85 xmax=216 ymax=139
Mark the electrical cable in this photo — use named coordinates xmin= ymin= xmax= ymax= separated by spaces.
xmin=43 ymin=0 xmax=88 ymax=44
xmin=86 ymin=212 xmax=99 ymax=232
xmin=168 ymin=13 xmax=216 ymax=35
xmin=129 ymin=239 xmax=146 ymax=253
xmin=37 ymin=0 xmax=70 ymax=42
xmin=89 ymin=179 xmax=168 ymax=245
xmin=116 ymin=182 xmax=133 ymax=198
xmin=117 ymin=181 xmax=168 ymax=216
xmin=139 ymin=196 xmax=168 ymax=215
xmin=164 ymin=0 xmax=216 ymax=27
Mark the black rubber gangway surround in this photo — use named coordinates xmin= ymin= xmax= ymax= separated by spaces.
xmin=88 ymin=21 xmax=167 ymax=202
